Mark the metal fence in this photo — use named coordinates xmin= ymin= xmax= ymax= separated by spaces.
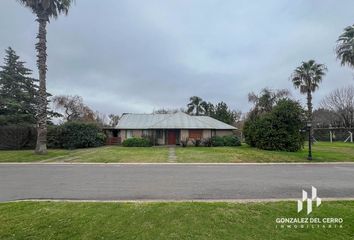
xmin=314 ymin=128 xmax=354 ymax=142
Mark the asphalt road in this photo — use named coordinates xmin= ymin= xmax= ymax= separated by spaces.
xmin=0 ymin=163 xmax=353 ymax=202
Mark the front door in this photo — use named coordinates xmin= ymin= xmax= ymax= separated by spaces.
xmin=167 ymin=130 xmax=177 ymax=145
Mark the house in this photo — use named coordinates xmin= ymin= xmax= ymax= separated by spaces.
xmin=106 ymin=112 xmax=236 ymax=145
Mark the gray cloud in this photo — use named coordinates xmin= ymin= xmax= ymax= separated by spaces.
xmin=1 ymin=0 xmax=353 ymax=116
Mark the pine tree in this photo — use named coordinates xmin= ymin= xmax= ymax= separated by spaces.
xmin=0 ymin=47 xmax=38 ymax=125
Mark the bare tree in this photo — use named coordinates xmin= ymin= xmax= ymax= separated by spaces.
xmin=52 ymin=95 xmax=95 ymax=122
xmin=320 ymin=86 xmax=354 ymax=128
xmin=313 ymin=108 xmax=341 ymax=128
xmin=152 ymin=108 xmax=184 ymax=114
xmin=108 ymin=114 xmax=120 ymax=127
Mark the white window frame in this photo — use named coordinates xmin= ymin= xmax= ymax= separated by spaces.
xmin=126 ymin=130 xmax=133 ymax=139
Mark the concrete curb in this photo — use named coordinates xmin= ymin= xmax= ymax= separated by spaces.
xmin=0 ymin=162 xmax=354 ymax=165
xmin=6 ymin=197 xmax=354 ymax=203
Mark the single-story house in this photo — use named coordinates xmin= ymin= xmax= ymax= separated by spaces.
xmin=105 ymin=112 xmax=236 ymax=145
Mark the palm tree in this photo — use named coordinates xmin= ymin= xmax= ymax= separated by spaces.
xmin=18 ymin=0 xmax=74 ymax=154
xmin=336 ymin=24 xmax=354 ymax=68
xmin=290 ymin=60 xmax=327 ymax=140
xmin=187 ymin=96 xmax=205 ymax=115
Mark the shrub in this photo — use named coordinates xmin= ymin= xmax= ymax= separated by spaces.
xmin=48 ymin=122 xmax=106 ymax=149
xmin=180 ymin=138 xmax=189 ymax=147
xmin=243 ymin=99 xmax=305 ymax=152
xmin=122 ymin=137 xmax=152 ymax=147
xmin=223 ymin=135 xmax=241 ymax=146
xmin=191 ymin=139 xmax=202 ymax=147
xmin=210 ymin=135 xmax=241 ymax=147
xmin=202 ymin=138 xmax=212 ymax=147
xmin=211 ymin=136 xmax=225 ymax=146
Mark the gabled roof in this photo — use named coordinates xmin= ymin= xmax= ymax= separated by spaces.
xmin=116 ymin=112 xmax=236 ymax=130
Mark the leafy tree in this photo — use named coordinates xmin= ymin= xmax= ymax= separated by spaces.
xmin=200 ymin=101 xmax=214 ymax=116
xmin=212 ymin=101 xmax=240 ymax=125
xmin=187 ymin=96 xmax=206 ymax=115
xmin=18 ymin=0 xmax=74 ymax=154
xmin=248 ymin=88 xmax=290 ymax=115
xmin=0 ymin=47 xmax=38 ymax=125
xmin=290 ymin=60 xmax=327 ymax=140
xmin=244 ymin=99 xmax=305 ymax=152
xmin=336 ymin=24 xmax=354 ymax=68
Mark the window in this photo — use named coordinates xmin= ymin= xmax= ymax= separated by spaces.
xmin=189 ymin=130 xmax=202 ymax=139
xmin=156 ymin=130 xmax=163 ymax=139
xmin=142 ymin=130 xmax=149 ymax=137
xmin=126 ymin=130 xmax=133 ymax=139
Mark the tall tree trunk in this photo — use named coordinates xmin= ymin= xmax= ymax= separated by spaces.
xmin=307 ymin=90 xmax=314 ymax=143
xmin=35 ymin=15 xmax=48 ymax=154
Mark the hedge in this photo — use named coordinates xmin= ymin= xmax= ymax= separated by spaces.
xmin=48 ymin=122 xmax=106 ymax=149
xmin=210 ymin=136 xmax=241 ymax=147
xmin=122 ymin=137 xmax=152 ymax=147
xmin=0 ymin=125 xmax=36 ymax=150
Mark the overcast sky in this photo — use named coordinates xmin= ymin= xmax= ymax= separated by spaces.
xmin=0 ymin=0 xmax=353 ymax=115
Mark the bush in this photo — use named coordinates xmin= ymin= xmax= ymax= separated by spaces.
xmin=211 ymin=136 xmax=225 ymax=146
xmin=223 ymin=135 xmax=241 ymax=146
xmin=243 ymin=99 xmax=305 ymax=152
xmin=122 ymin=137 xmax=152 ymax=147
xmin=180 ymin=138 xmax=189 ymax=147
xmin=191 ymin=139 xmax=202 ymax=147
xmin=210 ymin=135 xmax=241 ymax=147
xmin=48 ymin=122 xmax=106 ymax=149
xmin=202 ymin=138 xmax=212 ymax=147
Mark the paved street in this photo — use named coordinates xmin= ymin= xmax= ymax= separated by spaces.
xmin=0 ymin=163 xmax=353 ymax=202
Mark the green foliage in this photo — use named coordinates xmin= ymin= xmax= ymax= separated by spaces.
xmin=186 ymin=97 xmax=240 ymax=124
xmin=48 ymin=122 xmax=105 ymax=149
xmin=0 ymin=125 xmax=36 ymax=150
xmin=211 ymin=136 xmax=225 ymax=146
xmin=244 ymin=99 xmax=305 ymax=152
xmin=211 ymin=102 xmax=240 ymax=125
xmin=187 ymin=96 xmax=205 ymax=115
xmin=0 ymin=47 xmax=38 ymax=125
xmin=210 ymin=136 xmax=241 ymax=147
xmin=0 ymin=47 xmax=60 ymax=126
xmin=122 ymin=137 xmax=152 ymax=147
xmin=336 ymin=24 xmax=354 ymax=68
xmin=222 ymin=135 xmax=241 ymax=146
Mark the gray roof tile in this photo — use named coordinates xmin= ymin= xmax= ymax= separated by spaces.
xmin=116 ymin=112 xmax=236 ymax=130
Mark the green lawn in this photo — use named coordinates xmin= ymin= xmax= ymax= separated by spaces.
xmin=0 ymin=149 xmax=73 ymax=162
xmin=0 ymin=201 xmax=352 ymax=240
xmin=0 ymin=147 xmax=168 ymax=163
xmin=176 ymin=142 xmax=354 ymax=163
xmin=0 ymin=142 xmax=353 ymax=163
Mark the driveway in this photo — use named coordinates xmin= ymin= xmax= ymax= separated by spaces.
xmin=0 ymin=163 xmax=353 ymax=202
